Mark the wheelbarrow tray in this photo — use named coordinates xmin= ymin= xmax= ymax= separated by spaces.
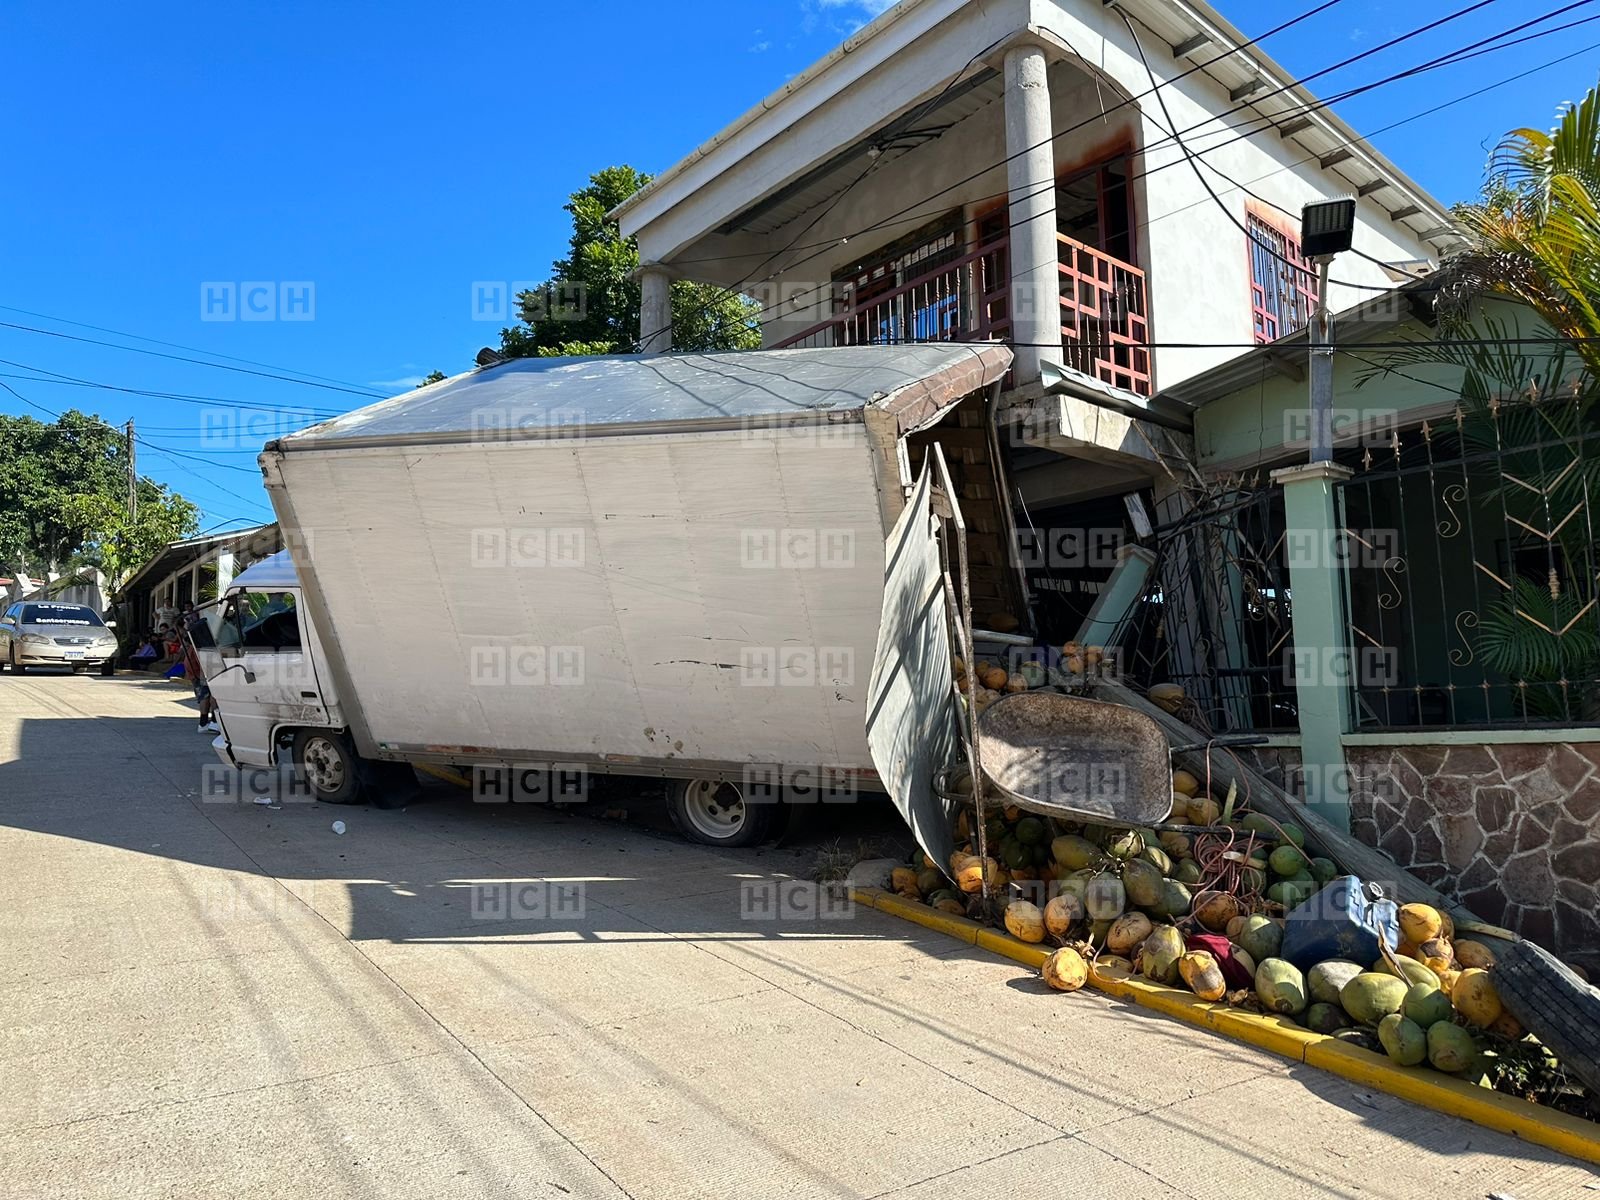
xmin=976 ymin=691 xmax=1172 ymax=824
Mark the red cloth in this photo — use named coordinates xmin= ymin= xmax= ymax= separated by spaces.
xmin=1185 ymin=931 xmax=1254 ymax=990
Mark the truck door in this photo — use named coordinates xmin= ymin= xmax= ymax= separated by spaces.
xmin=197 ymin=589 xmax=329 ymax=765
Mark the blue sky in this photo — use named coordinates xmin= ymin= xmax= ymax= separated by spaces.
xmin=1 ymin=0 xmax=1594 ymax=529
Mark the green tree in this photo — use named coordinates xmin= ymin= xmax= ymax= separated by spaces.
xmin=497 ymin=165 xmax=760 ymax=358
xmin=0 ymin=410 xmax=199 ymax=583
xmin=416 ymin=370 xmax=447 ymax=388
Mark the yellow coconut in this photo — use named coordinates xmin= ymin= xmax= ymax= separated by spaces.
xmin=1041 ymin=946 xmax=1088 ymax=992
xmin=1106 ymin=911 xmax=1154 ymax=956
xmin=1005 ymin=673 xmax=1029 ymax=694
xmin=1398 ymin=903 xmax=1443 ymax=945
xmin=1455 ymin=939 xmax=1496 ymax=970
xmin=1004 ymin=900 xmax=1047 ymax=944
xmin=889 ymin=867 xmax=919 ymax=894
xmin=1439 ymin=910 xmax=1456 ymax=941
xmin=981 ymin=667 xmax=1009 ymax=690
xmin=1452 ymin=967 xmax=1504 ymax=1028
xmin=957 ymin=858 xmax=1002 ymax=894
xmin=933 ymin=897 xmax=966 ymax=916
xmin=1179 ymin=950 xmax=1228 ymax=1001
xmin=1171 ymin=769 xmax=1202 ymax=798
xmin=1436 ymin=967 xmax=1461 ymax=996
xmin=1044 ymin=893 xmax=1081 ymax=938
xmin=1147 ymin=682 xmax=1186 ymax=713
xmin=1168 ymin=792 xmax=1189 ymax=822
xmin=1188 ymin=796 xmax=1222 ymax=826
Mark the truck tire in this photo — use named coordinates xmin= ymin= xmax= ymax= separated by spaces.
xmin=669 ymin=777 xmax=779 ymax=847
xmin=1493 ymin=937 xmax=1600 ymax=1096
xmin=292 ymin=729 xmax=363 ymax=805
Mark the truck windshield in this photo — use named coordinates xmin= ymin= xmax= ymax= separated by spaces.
xmin=217 ymin=591 xmax=301 ymax=651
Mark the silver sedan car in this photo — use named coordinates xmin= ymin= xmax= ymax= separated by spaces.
xmin=0 ymin=601 xmax=120 ymax=674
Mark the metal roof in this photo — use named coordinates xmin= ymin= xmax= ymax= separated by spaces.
xmin=275 ymin=344 xmax=1013 ymax=448
xmin=116 ymin=523 xmax=279 ymax=598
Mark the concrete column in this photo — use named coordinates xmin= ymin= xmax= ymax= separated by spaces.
xmin=1003 ymin=43 xmax=1058 ymax=387
xmin=1074 ymin=543 xmax=1155 ymax=649
xmin=215 ymin=550 xmax=235 ymax=597
xmin=1272 ymin=460 xmax=1355 ymax=828
xmin=638 ymin=265 xmax=673 ymax=355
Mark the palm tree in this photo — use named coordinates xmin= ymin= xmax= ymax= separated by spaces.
xmin=1362 ymin=84 xmax=1600 ymax=721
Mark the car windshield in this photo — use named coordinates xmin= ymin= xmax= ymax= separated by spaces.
xmin=20 ymin=603 xmax=105 ymax=628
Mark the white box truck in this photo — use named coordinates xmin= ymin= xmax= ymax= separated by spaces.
xmin=201 ymin=344 xmax=1018 ymax=848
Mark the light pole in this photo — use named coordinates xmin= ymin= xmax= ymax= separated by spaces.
xmin=1300 ymin=198 xmax=1357 ymax=463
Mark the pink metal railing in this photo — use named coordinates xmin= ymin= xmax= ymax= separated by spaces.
xmin=772 ymin=229 xmax=1152 ymax=399
xmin=1057 ymin=233 xmax=1151 ymax=397
xmin=773 ymin=237 xmax=1011 ymax=351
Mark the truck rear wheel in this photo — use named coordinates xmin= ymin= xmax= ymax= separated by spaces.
xmin=669 ymin=778 xmax=778 ymax=847
xmin=293 ymin=729 xmax=362 ymax=805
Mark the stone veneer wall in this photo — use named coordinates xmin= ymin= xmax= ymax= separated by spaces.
xmin=1346 ymin=742 xmax=1600 ymax=970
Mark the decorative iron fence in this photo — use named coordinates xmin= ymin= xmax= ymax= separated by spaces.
xmin=1337 ymin=389 xmax=1600 ymax=728
xmin=1112 ymin=487 xmax=1299 ymax=733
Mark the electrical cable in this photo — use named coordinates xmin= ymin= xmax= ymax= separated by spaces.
xmin=0 ymin=361 xmax=342 ymax=416
xmin=669 ymin=0 xmax=1591 ymax=337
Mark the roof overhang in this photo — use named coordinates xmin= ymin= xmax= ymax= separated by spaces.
xmin=116 ymin=523 xmax=278 ymax=598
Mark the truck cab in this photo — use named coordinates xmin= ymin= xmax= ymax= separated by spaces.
xmin=198 ymin=551 xmax=344 ymax=779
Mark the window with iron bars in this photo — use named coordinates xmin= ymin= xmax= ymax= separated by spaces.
xmin=1247 ymin=208 xmax=1317 ymax=344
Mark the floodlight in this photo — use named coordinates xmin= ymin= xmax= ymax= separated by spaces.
xmin=1301 ymin=197 xmax=1356 ymax=258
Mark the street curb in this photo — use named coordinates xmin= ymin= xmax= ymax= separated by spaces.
xmin=852 ymin=886 xmax=1600 ymax=1167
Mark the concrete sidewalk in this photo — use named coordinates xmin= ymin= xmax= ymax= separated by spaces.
xmin=1 ymin=673 xmax=1594 ymax=1198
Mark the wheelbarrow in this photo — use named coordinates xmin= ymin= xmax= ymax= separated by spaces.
xmin=973 ymin=691 xmax=1265 ymax=825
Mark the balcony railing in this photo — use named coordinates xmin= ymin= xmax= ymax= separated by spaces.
xmin=1059 ymin=234 xmax=1151 ymax=397
xmin=774 ymin=237 xmax=1011 ymax=351
xmin=772 ymin=230 xmax=1151 ymax=398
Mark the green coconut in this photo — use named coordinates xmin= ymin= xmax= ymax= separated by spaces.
xmin=1121 ymin=858 xmax=1165 ymax=909
xmin=1154 ymin=879 xmax=1193 ymax=919
xmin=1158 ymin=831 xmax=1190 ymax=860
xmin=1308 ymin=960 xmax=1364 ymax=1007
xmin=1256 ymin=958 xmax=1309 ymax=1015
xmin=915 ymin=868 xmax=944 ymax=895
xmin=1305 ymin=1002 xmax=1349 ymax=1034
xmin=1341 ymin=972 xmax=1410 ymax=1025
xmin=1138 ymin=845 xmax=1174 ymax=877
xmin=1239 ymin=866 xmax=1267 ymax=894
xmin=1373 ymin=955 xmax=1438 ymax=990
xmin=1403 ymin=983 xmax=1455 ymax=1029
xmin=1267 ymin=879 xmax=1316 ymax=909
xmin=1173 ymin=859 xmax=1203 ymax=886
xmin=1084 ymin=873 xmax=1127 ymax=921
xmin=1088 ymin=917 xmax=1115 ymax=946
xmin=1308 ymin=857 xmax=1339 ymax=884
xmin=1427 ymin=1022 xmax=1481 ymax=1075
xmin=1233 ymin=914 xmax=1283 ymax=964
xmin=1278 ymin=822 xmax=1306 ymax=848
xmin=1141 ymin=924 xmax=1186 ymax=985
xmin=1240 ymin=813 xmax=1278 ymax=838
xmin=1378 ymin=1014 xmax=1428 ymax=1066
xmin=1104 ymin=829 xmax=1145 ymax=861
xmin=1268 ymin=844 xmax=1307 ymax=877
xmin=1015 ymin=817 xmax=1046 ymax=846
xmin=1051 ymin=835 xmax=1100 ymax=872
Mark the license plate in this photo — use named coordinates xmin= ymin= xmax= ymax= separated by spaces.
xmin=62 ymin=650 xmax=84 ymax=659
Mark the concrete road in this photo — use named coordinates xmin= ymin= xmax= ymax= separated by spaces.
xmin=1 ymin=673 xmax=1595 ymax=1199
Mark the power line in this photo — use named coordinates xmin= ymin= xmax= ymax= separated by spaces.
xmin=635 ymin=0 xmax=1373 ymax=347
xmin=0 ymin=302 xmax=386 ymax=396
xmin=0 ymin=319 xmax=386 ymax=400
xmin=0 ymin=362 xmax=343 ymax=416
xmin=649 ymin=0 xmax=1561 ymax=341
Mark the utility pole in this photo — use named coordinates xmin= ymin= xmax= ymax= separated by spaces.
xmin=125 ymin=420 xmax=136 ymax=522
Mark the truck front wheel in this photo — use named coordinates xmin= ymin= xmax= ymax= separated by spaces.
xmin=293 ymin=729 xmax=362 ymax=805
xmin=669 ymin=778 xmax=779 ymax=847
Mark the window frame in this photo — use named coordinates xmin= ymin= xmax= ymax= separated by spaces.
xmin=1245 ymin=201 xmax=1318 ymax=344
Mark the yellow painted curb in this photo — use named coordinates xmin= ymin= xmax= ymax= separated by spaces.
xmin=855 ymin=887 xmax=1600 ymax=1167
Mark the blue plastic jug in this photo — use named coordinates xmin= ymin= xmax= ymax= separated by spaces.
xmin=1279 ymin=875 xmax=1400 ymax=970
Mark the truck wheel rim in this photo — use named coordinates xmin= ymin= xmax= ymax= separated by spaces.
xmin=304 ymin=737 xmax=346 ymax=792
xmin=682 ymin=780 xmax=746 ymax=839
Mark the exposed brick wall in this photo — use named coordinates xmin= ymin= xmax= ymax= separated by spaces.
xmin=1347 ymin=742 xmax=1600 ymax=970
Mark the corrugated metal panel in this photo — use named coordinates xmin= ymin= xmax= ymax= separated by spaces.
xmin=281 ymin=344 xmax=1010 ymax=446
